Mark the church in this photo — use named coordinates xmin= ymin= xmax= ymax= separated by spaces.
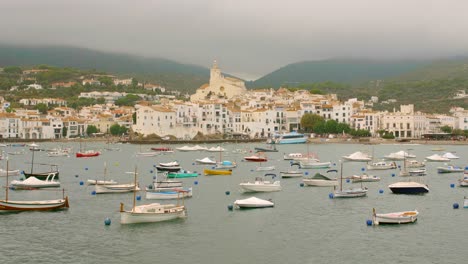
xmin=190 ymin=61 xmax=247 ymax=102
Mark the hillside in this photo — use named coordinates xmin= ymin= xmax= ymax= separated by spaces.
xmin=0 ymin=44 xmax=209 ymax=92
xmin=248 ymin=60 xmax=430 ymax=88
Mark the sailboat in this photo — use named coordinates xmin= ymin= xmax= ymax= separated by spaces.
xmin=23 ymin=143 xmax=60 ymax=180
xmin=136 ymin=142 xmax=159 ymax=157
xmin=76 ymin=140 xmax=100 ymax=158
xmin=0 ymin=160 xmax=69 ymax=212
xmin=120 ymin=167 xmax=187 ymax=224
xmin=332 ymin=162 xmax=368 ymax=198
xmin=298 ymin=140 xmax=331 ymax=169
xmin=87 ymin=162 xmax=117 ymax=185
xmin=104 ymin=137 xmax=121 ymax=151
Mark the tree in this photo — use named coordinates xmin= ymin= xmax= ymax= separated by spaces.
xmin=115 ymin=94 xmax=140 ymax=106
xmin=440 ymin=125 xmax=452 ymax=133
xmin=132 ymin=78 xmax=138 ymax=87
xmin=3 ymin=66 xmax=22 ymax=74
xmin=96 ymin=97 xmax=106 ymax=104
xmin=62 ymin=126 xmax=68 ymax=138
xmin=35 ymin=103 xmax=48 ymax=114
xmin=109 ymin=124 xmax=128 ymax=136
xmin=86 ymin=125 xmax=98 ymax=135
xmin=132 ymin=112 xmax=137 ymax=124
xmin=300 ymin=113 xmax=325 ymax=132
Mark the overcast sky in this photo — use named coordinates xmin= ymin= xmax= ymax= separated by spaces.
xmin=1 ymin=0 xmax=468 ymax=80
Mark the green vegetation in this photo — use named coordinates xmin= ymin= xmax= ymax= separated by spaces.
xmin=115 ymin=94 xmax=140 ymax=106
xmin=109 ymin=124 xmax=128 ymax=136
xmin=300 ymin=113 xmax=351 ymax=135
xmin=86 ymin=125 xmax=98 ymax=135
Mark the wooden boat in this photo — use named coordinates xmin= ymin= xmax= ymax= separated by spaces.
xmin=76 ymin=150 xmax=100 ymax=158
xmin=203 ymin=168 xmax=232 ymax=176
xmin=239 ymin=174 xmax=281 ymax=192
xmin=437 ymin=165 xmax=464 ymax=173
xmin=95 ymin=183 xmax=140 ymax=194
xmin=120 ymin=167 xmax=187 ymax=224
xmin=372 ymin=208 xmax=418 ymax=225
xmin=146 ymin=187 xmax=193 ymax=200
xmin=10 ymin=173 xmax=60 ymax=189
xmin=303 ymin=172 xmax=339 ymax=187
xmin=234 ymin=197 xmax=274 ymax=208
xmin=0 ymin=160 xmax=69 ymax=212
xmin=244 ymin=155 xmax=267 ymax=162
xmin=167 ymin=171 xmax=199 ymax=178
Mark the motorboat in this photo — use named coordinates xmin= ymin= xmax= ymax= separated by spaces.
xmin=268 ymin=132 xmax=307 ymax=144
xmin=233 ymin=197 xmax=274 ymax=209
xmin=405 ymin=160 xmax=425 ymax=168
xmin=437 ymin=165 xmax=464 ymax=173
xmin=442 ymin=152 xmax=459 ymax=159
xmin=254 ymin=146 xmax=278 ymax=152
xmin=206 ymin=146 xmax=226 ymax=152
xmin=388 ymin=181 xmax=429 ymax=194
xmin=256 ymin=166 xmax=275 ymax=171
xmin=366 ymin=161 xmax=397 ymax=170
xmin=0 ymin=169 xmax=21 ymax=177
xmin=298 ymin=160 xmax=331 ymax=169
xmin=244 ymin=155 xmax=268 ymax=162
xmin=283 ymin=153 xmax=306 ymax=160
xmin=408 ymin=169 xmax=427 ymax=176
xmin=279 ymin=170 xmax=303 ymax=178
xmin=10 ymin=173 xmax=60 ymax=189
xmin=302 ymin=171 xmax=338 ymax=187
xmin=425 ymin=154 xmax=450 ymax=162
xmin=159 ymin=161 xmax=180 ymax=167
xmin=464 ymin=196 xmax=468 ymax=208
xmin=342 ymin=151 xmax=372 ymax=162
xmin=136 ymin=152 xmax=160 ymax=157
xmin=372 ymin=208 xmax=418 ymax=225
xmin=167 ymin=171 xmax=199 ymax=178
xmin=156 ymin=165 xmax=182 ymax=172
xmin=239 ymin=174 xmax=281 ymax=192
xmin=384 ymin=151 xmax=416 ymax=161
xmin=195 ymin=157 xmax=217 ymax=165
xmin=459 ymin=176 xmax=468 ymax=187
xmin=48 ymin=150 xmax=70 ymax=157
xmin=351 ymin=174 xmax=381 ymax=183
xmin=215 ymin=161 xmax=237 ymax=169
xmin=203 ymin=169 xmax=232 ymax=176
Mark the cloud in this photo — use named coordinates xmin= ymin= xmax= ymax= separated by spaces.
xmin=1 ymin=0 xmax=468 ymax=79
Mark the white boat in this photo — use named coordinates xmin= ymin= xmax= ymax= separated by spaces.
xmin=136 ymin=152 xmax=160 ymax=157
xmin=372 ymin=208 xmax=418 ymax=225
xmin=0 ymin=169 xmax=21 ymax=177
xmin=256 ymin=166 xmax=275 ymax=171
xmin=279 ymin=170 xmax=303 ymax=178
xmin=233 ymin=197 xmax=274 ymax=208
xmin=464 ymin=197 xmax=468 ymax=208
xmin=10 ymin=173 xmax=60 ymax=189
xmin=302 ymin=171 xmax=338 ymax=187
xmin=195 ymin=157 xmax=217 ymax=165
xmin=333 ymin=162 xmax=368 ymax=198
xmin=442 ymin=152 xmax=459 ymax=159
xmin=47 ymin=150 xmax=70 ymax=157
xmin=95 ymin=183 xmax=140 ymax=194
xmin=7 ymin=151 xmax=25 ymax=155
xmin=425 ymin=154 xmax=450 ymax=162
xmin=193 ymin=145 xmax=208 ymax=151
xmin=437 ymin=165 xmax=464 ymax=173
xmin=176 ymin=146 xmax=198 ymax=152
xmin=239 ymin=174 xmax=281 ymax=192
xmin=342 ymin=151 xmax=372 ymax=162
xmin=405 ymin=160 xmax=425 ymax=168
xmin=159 ymin=161 xmax=180 ymax=167
xmin=299 ymin=160 xmax=331 ymax=169
xmin=384 ymin=151 xmax=416 ymax=160
xmin=269 ymin=132 xmax=307 ymax=144
xmin=87 ymin=179 xmax=118 ymax=185
xmin=366 ymin=161 xmax=397 ymax=170
xmin=351 ymin=174 xmax=381 ymax=183
xmin=146 ymin=187 xmax=193 ymax=200
xmin=409 ymin=169 xmax=427 ymax=176
xmin=206 ymin=146 xmax=226 ymax=152
xmin=215 ymin=161 xmax=237 ymax=169
xmin=283 ymin=153 xmax=305 ymax=160
xmin=388 ymin=181 xmax=429 ymax=194
xmin=120 ymin=167 xmax=187 ymax=224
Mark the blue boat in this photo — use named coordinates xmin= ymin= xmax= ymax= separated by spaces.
xmin=268 ymin=132 xmax=307 ymax=144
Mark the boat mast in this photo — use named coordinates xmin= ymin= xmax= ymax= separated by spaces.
xmin=30 ymin=144 xmax=36 ymax=174
xmin=5 ymin=159 xmax=9 ymax=202
xmin=340 ymin=161 xmax=343 ymax=192
xmin=132 ymin=166 xmax=137 ymax=211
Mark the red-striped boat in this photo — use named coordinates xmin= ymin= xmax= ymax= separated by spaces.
xmin=244 ymin=155 xmax=268 ymax=162
xmin=150 ymin=147 xmax=174 ymax=153
xmin=76 ymin=150 xmax=100 ymax=158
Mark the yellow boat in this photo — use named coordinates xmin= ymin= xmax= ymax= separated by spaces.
xmin=203 ymin=169 xmax=232 ymax=176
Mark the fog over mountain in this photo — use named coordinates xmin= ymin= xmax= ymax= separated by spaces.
xmin=1 ymin=0 xmax=468 ymax=80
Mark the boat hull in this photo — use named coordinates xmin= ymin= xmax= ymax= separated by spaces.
xmin=0 ymin=197 xmax=69 ymax=212
xmin=23 ymin=171 xmax=59 ymax=180
xmin=333 ymin=189 xmax=368 ymax=198
xmin=76 ymin=152 xmax=100 ymax=158
xmin=167 ymin=173 xmax=198 ymax=178
xmin=156 ymin=166 xmax=182 ymax=172
xmin=95 ymin=184 xmax=139 ymax=194
xmin=302 ymin=179 xmax=338 ymax=187
xmin=280 ymin=171 xmax=303 ymax=178
xmin=145 ymin=188 xmax=193 ymax=200
xmin=203 ymin=169 xmax=232 ymax=175
xmin=239 ymin=183 xmax=281 ymax=192
xmin=373 ymin=211 xmax=418 ymax=225
xmin=120 ymin=205 xmax=186 ymax=224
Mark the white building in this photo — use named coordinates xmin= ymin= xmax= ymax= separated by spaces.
xmin=380 ymin=105 xmax=427 ymax=138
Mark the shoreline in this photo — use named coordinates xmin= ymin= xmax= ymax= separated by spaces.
xmin=2 ymin=137 xmax=468 ymax=146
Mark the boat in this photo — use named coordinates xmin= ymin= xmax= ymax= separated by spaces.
xmin=203 ymin=168 xmax=232 ymax=176
xmin=342 ymin=151 xmax=372 ymax=162
xmin=442 ymin=152 xmax=459 ymax=159
xmin=195 ymin=157 xmax=217 ymax=165
xmin=206 ymin=146 xmax=226 ymax=152
xmin=372 ymin=208 xmax=418 ymax=225
xmin=151 ymin=172 xmax=183 ymax=188
xmin=384 ymin=151 xmax=416 ymax=160
xmin=351 ymin=174 xmax=381 ymax=183
xmin=279 ymin=167 xmax=303 ymax=178
xmin=76 ymin=150 xmax=100 ymax=158
xmin=23 ymin=145 xmax=60 ymax=180
xmin=215 ymin=160 xmax=237 ymax=169
xmin=167 ymin=171 xmax=199 ymax=178
xmin=87 ymin=163 xmax=117 ymax=185
xmin=388 ymin=181 xmax=429 ymax=194
xmin=268 ymin=131 xmax=307 ymax=144
xmin=302 ymin=171 xmax=339 ymax=187
xmin=156 ymin=165 xmax=182 ymax=172
xmin=425 ymin=154 xmax=450 ymax=162
xmin=95 ymin=183 xmax=140 ymax=194
xmin=298 ymin=160 xmax=331 ymax=169
xmin=366 ymin=161 xmax=397 ymax=170
xmin=256 ymin=166 xmax=275 ymax=171
xmin=244 ymin=155 xmax=268 ymax=162
xmin=0 ymin=167 xmax=21 ymax=177
xmin=150 ymin=147 xmax=174 ymax=153
xmin=332 ymin=162 xmax=368 ymax=198
xmin=176 ymin=146 xmax=198 ymax=152
xmin=239 ymin=174 xmax=281 ymax=192
xmin=120 ymin=167 xmax=187 ymax=224
xmin=0 ymin=160 xmax=68 ymax=212
xmin=431 ymin=147 xmax=445 ymax=151
xmin=464 ymin=196 xmax=468 ymax=208
xmin=437 ymin=165 xmax=464 ymax=173
xmin=9 ymin=143 xmax=26 ymax=147
xmin=459 ymin=177 xmax=468 ymax=187
xmin=10 ymin=173 xmax=60 ymax=189
xmin=136 ymin=152 xmax=159 ymax=157
xmin=254 ymin=145 xmax=278 ymax=152
xmin=193 ymin=145 xmax=208 ymax=151
xmin=47 ymin=149 xmax=69 ymax=157
xmin=408 ymin=168 xmax=427 ymax=176
xmin=159 ymin=161 xmax=180 ymax=167
xmin=405 ymin=160 xmax=426 ymax=168
xmin=146 ymin=187 xmax=193 ymax=200
xmin=7 ymin=151 xmax=25 ymax=155
xmin=283 ymin=153 xmax=305 ymax=160
xmin=233 ymin=197 xmax=274 ymax=209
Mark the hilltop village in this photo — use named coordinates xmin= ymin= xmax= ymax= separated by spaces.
xmin=0 ymin=61 xmax=467 ymax=141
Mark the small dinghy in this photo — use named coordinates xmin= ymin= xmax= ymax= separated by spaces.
xmin=372 ymin=208 xmax=418 ymax=225
xmin=233 ymin=197 xmax=274 ymax=209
